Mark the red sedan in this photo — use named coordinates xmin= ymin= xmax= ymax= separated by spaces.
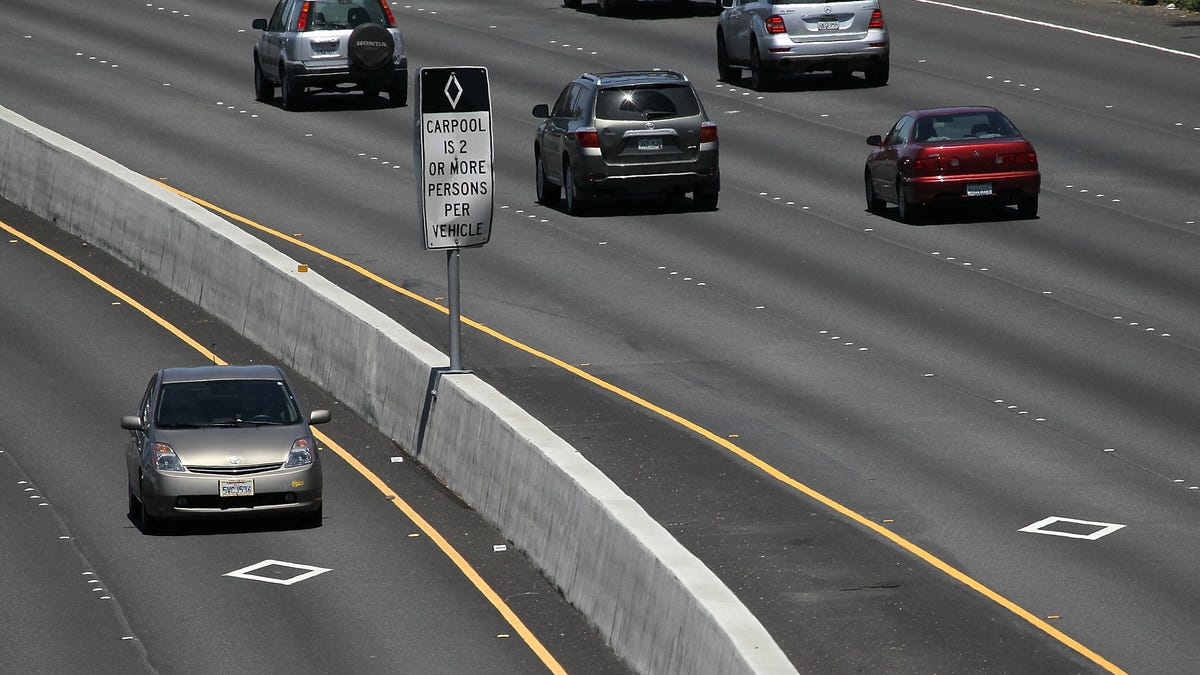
xmin=865 ymin=106 xmax=1040 ymax=222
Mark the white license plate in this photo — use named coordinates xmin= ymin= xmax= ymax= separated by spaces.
xmin=637 ymin=138 xmax=663 ymax=151
xmin=817 ymin=20 xmax=840 ymax=31
xmin=219 ymin=478 xmax=255 ymax=497
xmin=966 ymin=182 xmax=993 ymax=197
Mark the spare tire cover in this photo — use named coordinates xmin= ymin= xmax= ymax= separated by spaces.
xmin=347 ymin=24 xmax=394 ymax=70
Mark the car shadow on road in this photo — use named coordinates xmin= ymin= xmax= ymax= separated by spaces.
xmin=725 ymin=71 xmax=881 ymax=93
xmin=874 ymin=204 xmax=1037 ymax=227
xmin=557 ymin=193 xmax=712 ymax=217
xmin=127 ymin=513 xmax=321 ymax=536
xmin=567 ymin=1 xmax=722 ymax=19
xmin=264 ymin=93 xmax=403 ymax=113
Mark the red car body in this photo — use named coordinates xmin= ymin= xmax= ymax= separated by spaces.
xmin=864 ymin=106 xmax=1040 ymax=222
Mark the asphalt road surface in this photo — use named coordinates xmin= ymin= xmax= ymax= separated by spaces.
xmin=2 ymin=0 xmax=1199 ymax=672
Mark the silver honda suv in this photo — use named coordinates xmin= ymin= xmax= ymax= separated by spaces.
xmin=532 ymin=70 xmax=720 ymax=215
xmin=716 ymin=0 xmax=889 ymax=90
xmin=252 ymin=0 xmax=407 ymax=110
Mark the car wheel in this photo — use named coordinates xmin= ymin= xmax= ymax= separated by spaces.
xmin=536 ymin=153 xmax=561 ymax=206
xmin=389 ymin=74 xmax=407 ymax=107
xmin=897 ymin=179 xmax=921 ymax=224
xmin=563 ymin=0 xmax=581 ymax=7
xmin=693 ymin=190 xmax=719 ymax=211
xmin=127 ymin=487 xmax=139 ymax=519
xmin=865 ymin=171 xmax=885 ymax=214
xmin=865 ymin=57 xmax=890 ymax=87
xmin=717 ymin=33 xmax=737 ymax=83
xmin=563 ymin=160 xmax=586 ymax=216
xmin=1018 ymin=195 xmax=1039 ymax=219
xmin=279 ymin=64 xmax=301 ymax=111
xmin=749 ymin=40 xmax=774 ymax=91
xmin=347 ymin=24 xmax=395 ymax=71
xmin=253 ymin=56 xmax=274 ymax=103
xmin=299 ymin=504 xmax=323 ymax=529
xmin=138 ymin=491 xmax=160 ymax=535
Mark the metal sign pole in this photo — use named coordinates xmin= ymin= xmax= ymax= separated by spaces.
xmin=447 ymin=248 xmax=462 ymax=371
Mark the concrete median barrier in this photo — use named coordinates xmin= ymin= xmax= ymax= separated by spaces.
xmin=0 ymin=104 xmax=796 ymax=675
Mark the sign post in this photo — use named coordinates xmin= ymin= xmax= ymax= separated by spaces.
xmin=414 ymin=66 xmax=494 ymax=371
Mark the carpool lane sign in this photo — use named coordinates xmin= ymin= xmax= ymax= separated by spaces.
xmin=415 ymin=66 xmax=493 ymax=250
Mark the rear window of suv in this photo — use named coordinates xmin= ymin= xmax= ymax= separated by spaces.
xmin=595 ymin=85 xmax=701 ymax=121
xmin=303 ymin=1 xmax=388 ymax=31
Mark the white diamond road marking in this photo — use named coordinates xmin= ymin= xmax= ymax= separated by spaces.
xmin=224 ymin=559 xmax=331 ymax=586
xmin=1019 ymin=516 xmax=1125 ymax=540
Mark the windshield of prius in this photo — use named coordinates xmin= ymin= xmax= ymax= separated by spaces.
xmin=156 ymin=380 xmax=302 ymax=427
xmin=595 ymin=85 xmax=701 ymax=121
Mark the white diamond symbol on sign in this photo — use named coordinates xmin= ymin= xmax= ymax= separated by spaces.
xmin=444 ymin=74 xmax=463 ymax=110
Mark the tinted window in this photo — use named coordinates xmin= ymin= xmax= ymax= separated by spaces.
xmin=303 ymin=1 xmax=388 ymax=31
xmin=915 ymin=112 xmax=1020 ymax=142
xmin=595 ymin=85 xmax=701 ymax=121
xmin=157 ymin=380 xmax=301 ymax=427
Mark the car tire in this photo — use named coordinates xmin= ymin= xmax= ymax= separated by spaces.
xmin=299 ymin=504 xmax=323 ymax=529
xmin=865 ymin=171 xmax=885 ymax=214
xmin=749 ymin=40 xmax=774 ymax=91
xmin=597 ymin=0 xmax=615 ymax=16
xmin=1018 ymin=195 xmax=1039 ymax=219
xmin=389 ymin=73 xmax=408 ymax=107
xmin=347 ymin=24 xmax=395 ymax=71
xmin=279 ymin=64 xmax=301 ymax=111
xmin=897 ymin=179 xmax=921 ymax=224
xmin=127 ymin=487 xmax=139 ymax=519
xmin=563 ymin=160 xmax=586 ymax=216
xmin=536 ymin=153 xmax=561 ymax=206
xmin=865 ymin=57 xmax=890 ymax=87
xmin=693 ymin=190 xmax=719 ymax=211
xmin=253 ymin=56 xmax=274 ymax=103
xmin=717 ymin=33 xmax=737 ymax=83
xmin=138 ymin=492 xmax=161 ymax=535
xmin=563 ymin=0 xmax=581 ymax=7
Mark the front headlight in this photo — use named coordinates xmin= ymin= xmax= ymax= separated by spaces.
xmin=284 ymin=437 xmax=315 ymax=468
xmin=150 ymin=442 xmax=185 ymax=472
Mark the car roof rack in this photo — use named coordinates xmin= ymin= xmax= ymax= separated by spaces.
xmin=581 ymin=70 xmax=688 ymax=86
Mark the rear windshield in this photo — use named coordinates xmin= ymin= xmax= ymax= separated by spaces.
xmin=304 ymin=1 xmax=388 ymax=31
xmin=595 ymin=85 xmax=701 ymax=121
xmin=157 ymin=380 xmax=302 ymax=427
xmin=914 ymin=112 xmax=1020 ymax=142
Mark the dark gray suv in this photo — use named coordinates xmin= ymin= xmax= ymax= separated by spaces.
xmin=252 ymin=0 xmax=407 ymax=110
xmin=532 ymin=70 xmax=720 ymax=214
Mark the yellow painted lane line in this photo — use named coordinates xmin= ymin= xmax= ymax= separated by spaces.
xmin=0 ymin=217 xmax=565 ymax=675
xmin=161 ymin=184 xmax=1127 ymax=674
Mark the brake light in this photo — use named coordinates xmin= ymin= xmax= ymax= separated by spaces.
xmin=766 ymin=15 xmax=787 ymax=34
xmin=700 ymin=122 xmax=718 ymax=144
xmin=912 ymin=155 xmax=942 ymax=172
xmin=995 ymin=152 xmax=1038 ymax=166
xmin=379 ymin=0 xmax=396 ymax=27
xmin=575 ymin=128 xmax=600 ymax=149
xmin=297 ymin=1 xmax=313 ymax=31
xmin=869 ymin=10 xmax=884 ymax=30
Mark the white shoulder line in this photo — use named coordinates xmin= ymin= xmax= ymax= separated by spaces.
xmin=915 ymin=0 xmax=1200 ymax=60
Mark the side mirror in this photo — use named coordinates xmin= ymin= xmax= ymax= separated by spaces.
xmin=531 ymin=103 xmax=550 ymax=119
xmin=866 ymin=134 xmax=883 ymax=147
xmin=309 ymin=410 xmax=331 ymax=425
xmin=252 ymin=18 xmax=268 ymax=30
xmin=121 ymin=416 xmax=144 ymax=431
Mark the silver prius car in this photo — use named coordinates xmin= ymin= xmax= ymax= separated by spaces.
xmin=122 ymin=365 xmax=330 ymax=533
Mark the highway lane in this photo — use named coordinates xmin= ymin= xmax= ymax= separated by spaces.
xmin=3 ymin=0 xmax=1200 ymax=671
xmin=0 ymin=201 xmax=630 ymax=673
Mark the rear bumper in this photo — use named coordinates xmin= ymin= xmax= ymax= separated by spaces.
xmin=575 ymin=153 xmax=720 ymax=196
xmin=906 ymin=171 xmax=1040 ymax=205
xmin=284 ymin=59 xmax=407 ymax=90
xmin=757 ymin=34 xmax=888 ymax=72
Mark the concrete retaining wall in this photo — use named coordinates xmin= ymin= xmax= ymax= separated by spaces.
xmin=0 ymin=104 xmax=796 ymax=675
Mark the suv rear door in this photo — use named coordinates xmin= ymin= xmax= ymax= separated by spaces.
xmin=779 ymin=1 xmax=876 ymax=43
xmin=594 ymin=84 xmax=704 ymax=166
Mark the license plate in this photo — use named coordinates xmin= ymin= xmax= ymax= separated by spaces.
xmin=966 ymin=182 xmax=993 ymax=197
xmin=637 ymin=138 xmax=663 ymax=151
xmin=219 ymin=478 xmax=254 ymax=497
xmin=817 ymin=20 xmax=839 ymax=31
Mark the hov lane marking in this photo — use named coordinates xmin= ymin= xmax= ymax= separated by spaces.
xmin=1020 ymin=516 xmax=1125 ymax=541
xmin=224 ymin=559 xmax=331 ymax=586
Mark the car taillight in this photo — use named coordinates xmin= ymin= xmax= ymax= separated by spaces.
xmin=297 ymin=1 xmax=313 ymax=31
xmin=766 ymin=15 xmax=787 ymax=34
xmin=995 ymin=152 xmax=1038 ymax=166
xmin=912 ymin=155 xmax=942 ymax=172
xmin=575 ymin=128 xmax=600 ymax=149
xmin=379 ymin=0 xmax=396 ymax=27
xmin=700 ymin=122 xmax=718 ymax=144
xmin=869 ymin=10 xmax=884 ymax=30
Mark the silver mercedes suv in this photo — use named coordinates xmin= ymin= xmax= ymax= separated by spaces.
xmin=252 ymin=0 xmax=408 ymax=110
xmin=716 ymin=0 xmax=890 ymax=90
xmin=532 ymin=70 xmax=720 ymax=215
